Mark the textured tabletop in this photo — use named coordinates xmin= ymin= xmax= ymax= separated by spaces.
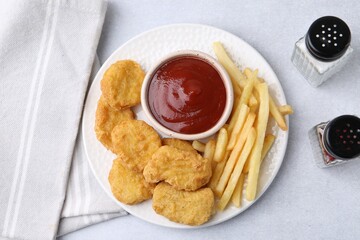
xmin=60 ymin=1 xmax=360 ymax=239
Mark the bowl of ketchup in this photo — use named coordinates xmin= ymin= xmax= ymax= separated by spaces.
xmin=141 ymin=50 xmax=234 ymax=140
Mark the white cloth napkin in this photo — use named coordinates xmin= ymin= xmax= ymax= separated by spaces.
xmin=0 ymin=0 xmax=125 ymax=239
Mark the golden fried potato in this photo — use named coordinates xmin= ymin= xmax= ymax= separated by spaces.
xmin=95 ymin=96 xmax=134 ymax=151
xmin=143 ymin=146 xmax=212 ymax=191
xmin=162 ymin=138 xmax=196 ymax=153
xmin=111 ymin=120 xmax=161 ymax=173
xmin=153 ymin=182 xmax=215 ymax=226
xmin=101 ymin=60 xmax=145 ymax=110
xmin=108 ymin=158 xmax=155 ymax=205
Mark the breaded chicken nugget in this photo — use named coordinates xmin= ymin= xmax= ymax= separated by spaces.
xmin=95 ymin=96 xmax=134 ymax=151
xmin=143 ymin=146 xmax=212 ymax=191
xmin=112 ymin=120 xmax=161 ymax=173
xmin=162 ymin=138 xmax=196 ymax=153
xmin=101 ymin=60 xmax=145 ymax=110
xmin=153 ymin=182 xmax=215 ymax=226
xmin=108 ymin=158 xmax=155 ymax=205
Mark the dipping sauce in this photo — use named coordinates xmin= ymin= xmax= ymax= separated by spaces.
xmin=148 ymin=56 xmax=226 ymax=134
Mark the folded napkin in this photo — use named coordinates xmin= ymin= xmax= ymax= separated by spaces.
xmin=0 ymin=0 xmax=125 ymax=239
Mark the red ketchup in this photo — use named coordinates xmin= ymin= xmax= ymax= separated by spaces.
xmin=148 ymin=56 xmax=226 ymax=134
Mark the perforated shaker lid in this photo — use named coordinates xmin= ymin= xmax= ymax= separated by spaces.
xmin=305 ymin=16 xmax=351 ymax=61
xmin=323 ymin=115 xmax=360 ymax=159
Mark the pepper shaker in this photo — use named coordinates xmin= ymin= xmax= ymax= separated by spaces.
xmin=291 ymin=16 xmax=353 ymax=87
xmin=309 ymin=115 xmax=360 ymax=168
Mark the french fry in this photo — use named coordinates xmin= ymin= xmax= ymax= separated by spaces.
xmin=215 ymin=113 xmax=255 ymax=196
xmin=250 ymin=100 xmax=259 ymax=113
xmin=232 ymin=97 xmax=240 ymax=116
xmin=213 ymin=42 xmax=247 ymax=88
xmin=218 ymin=128 xmax=256 ymax=210
xmin=242 ymin=72 xmax=257 ymax=113
xmin=213 ymin=42 xmax=257 ymax=104
xmin=192 ymin=140 xmax=205 ymax=152
xmin=231 ymin=173 xmax=245 ymax=207
xmin=213 ymin=128 xmax=229 ymax=162
xmin=243 ymin=134 xmax=276 ymax=173
xmin=246 ymin=83 xmax=269 ymax=201
xmin=208 ymin=151 xmax=230 ymax=191
xmin=260 ymin=135 xmax=276 ymax=163
xmin=204 ymin=139 xmax=216 ymax=161
xmin=238 ymin=73 xmax=255 ymax=107
xmin=238 ymin=113 xmax=256 ymax=145
xmin=251 ymin=84 xmax=260 ymax=103
xmin=249 ymin=95 xmax=258 ymax=108
xmin=278 ymin=104 xmax=294 ymax=115
xmin=227 ymin=104 xmax=249 ymax=150
xmin=212 ymin=42 xmax=242 ymax=97
xmin=204 ymin=139 xmax=216 ymax=170
xmin=269 ymin=97 xmax=288 ymax=131
xmin=227 ymin=101 xmax=242 ymax=134
xmin=232 ymin=81 xmax=242 ymax=98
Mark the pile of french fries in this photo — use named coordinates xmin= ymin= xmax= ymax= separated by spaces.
xmin=192 ymin=42 xmax=293 ymax=211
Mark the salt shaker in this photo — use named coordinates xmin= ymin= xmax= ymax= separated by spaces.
xmin=291 ymin=16 xmax=353 ymax=87
xmin=309 ymin=115 xmax=360 ymax=168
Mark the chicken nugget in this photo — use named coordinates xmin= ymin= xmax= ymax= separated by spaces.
xmin=162 ymin=138 xmax=196 ymax=153
xmin=143 ymin=146 xmax=212 ymax=191
xmin=95 ymin=96 xmax=134 ymax=151
xmin=101 ymin=60 xmax=145 ymax=110
xmin=112 ymin=119 xmax=161 ymax=173
xmin=108 ymin=158 xmax=155 ymax=205
xmin=153 ymin=182 xmax=215 ymax=226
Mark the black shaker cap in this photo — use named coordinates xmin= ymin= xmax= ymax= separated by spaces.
xmin=305 ymin=16 xmax=351 ymax=62
xmin=323 ymin=115 xmax=360 ymax=159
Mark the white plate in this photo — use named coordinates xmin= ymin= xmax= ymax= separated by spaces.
xmin=82 ymin=24 xmax=289 ymax=228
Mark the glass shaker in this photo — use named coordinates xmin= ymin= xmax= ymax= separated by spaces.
xmin=291 ymin=16 xmax=353 ymax=87
xmin=309 ymin=115 xmax=360 ymax=168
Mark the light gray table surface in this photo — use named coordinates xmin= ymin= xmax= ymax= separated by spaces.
xmin=60 ymin=1 xmax=360 ymax=239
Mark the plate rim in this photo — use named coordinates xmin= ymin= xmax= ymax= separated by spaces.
xmin=82 ymin=23 xmax=289 ymax=229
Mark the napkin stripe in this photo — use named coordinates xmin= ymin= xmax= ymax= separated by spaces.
xmin=73 ymin=155 xmax=83 ymax=216
xmin=82 ymin=153 xmax=92 ymax=215
xmin=62 ymin=138 xmax=92 ymax=218
xmin=63 ymin=166 xmax=74 ymax=217
xmin=9 ymin=1 xmax=60 ymax=237
xmin=1 ymin=1 xmax=55 ymax=237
